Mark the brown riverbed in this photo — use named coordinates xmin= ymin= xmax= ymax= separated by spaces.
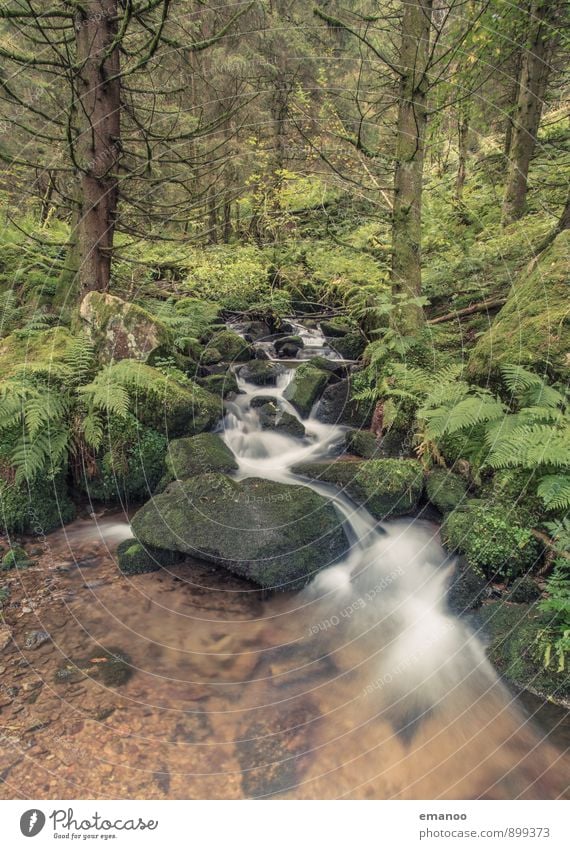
xmin=0 ymin=513 xmax=568 ymax=800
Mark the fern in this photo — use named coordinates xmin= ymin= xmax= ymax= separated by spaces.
xmin=537 ymin=475 xmax=570 ymax=510
xmin=488 ymin=423 xmax=570 ymax=469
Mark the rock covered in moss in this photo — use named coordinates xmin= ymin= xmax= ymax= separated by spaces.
xmin=426 ymin=468 xmax=468 ymax=514
xmin=165 ymin=433 xmax=238 ymax=481
xmin=468 ymin=230 xmax=570 ymax=383
xmin=292 ymin=458 xmax=424 ymax=519
xmin=208 ymin=329 xmax=253 ymax=362
xmin=116 ymin=539 xmax=183 ymax=575
xmin=80 ymin=291 xmax=171 ymax=363
xmin=505 ymin=576 xmax=541 ymax=603
xmin=283 ymin=363 xmax=329 ymax=416
xmin=131 ymin=473 xmax=348 ymax=590
xmin=256 ymin=401 xmax=305 ymax=437
xmin=480 ymin=602 xmax=570 ymax=704
xmin=320 ymin=318 xmax=354 ymax=338
xmin=441 ymin=501 xmax=540 ymax=580
xmin=0 ymin=472 xmax=76 ymax=535
xmin=239 ymin=360 xmax=285 ymax=386
xmin=328 ymin=331 xmax=366 ymax=360
xmin=105 ymin=360 xmax=220 ymax=437
xmin=345 ymin=429 xmax=380 ymax=459
xmin=197 ymin=371 xmax=239 ymax=398
xmin=274 ymin=335 xmax=304 ymax=357
xmin=446 ymin=556 xmax=487 ymax=614
xmin=315 ymin=378 xmax=373 ymax=428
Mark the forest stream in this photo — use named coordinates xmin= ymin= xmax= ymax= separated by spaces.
xmin=0 ymin=322 xmax=568 ymax=800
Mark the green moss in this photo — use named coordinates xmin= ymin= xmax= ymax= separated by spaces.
xmin=197 ymin=371 xmax=239 ymax=397
xmin=468 ymin=230 xmax=570 ymax=383
xmin=345 ymin=429 xmax=381 ymax=459
xmin=116 ymin=539 xmax=183 ymax=575
xmin=320 ymin=317 xmax=355 ymax=337
xmin=208 ymin=329 xmax=253 ymax=361
xmin=131 ymin=474 xmax=348 ymax=590
xmin=482 ymin=602 xmax=569 ymax=702
xmin=0 ymin=473 xmax=76 ymax=535
xmin=442 ymin=501 xmax=540 ymax=580
xmin=0 ymin=326 xmax=75 ymax=378
xmin=81 ymin=413 xmax=167 ymax=504
xmin=1 ymin=545 xmax=30 ymax=571
xmin=238 ymin=360 xmax=284 ymax=386
xmin=164 ymin=433 xmax=237 ymax=481
xmin=283 ymin=363 xmax=329 ymax=416
xmin=292 ymin=458 xmax=424 ymax=519
xmin=328 ymin=331 xmax=366 ymax=360
xmin=107 ymin=360 xmax=220 ymax=437
xmin=426 ymin=468 xmax=468 ymax=514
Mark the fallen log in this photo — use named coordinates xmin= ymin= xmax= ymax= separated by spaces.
xmin=428 ymin=297 xmax=507 ymax=325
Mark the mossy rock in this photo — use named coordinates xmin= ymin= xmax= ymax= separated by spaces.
xmin=505 ymin=576 xmax=541 ymax=603
xmin=305 ymin=356 xmax=346 ymax=378
xmin=105 ymin=361 xmax=220 ymax=437
xmin=116 ymin=539 xmax=184 ymax=575
xmin=274 ymin=335 xmax=304 ymax=355
xmin=197 ymin=371 xmax=239 ymax=398
xmin=291 ymin=458 xmax=424 ymax=520
xmin=131 ymin=473 xmax=348 ymax=590
xmin=481 ymin=469 xmax=544 ymax=528
xmin=165 ymin=433 xmax=238 ymax=481
xmin=282 ymin=363 xmax=329 ymax=417
xmin=0 ymin=472 xmax=76 ymax=536
xmin=345 ymin=429 xmax=380 ymax=459
xmin=0 ymin=326 xmax=75 ymax=378
xmin=315 ymin=378 xmax=373 ymax=428
xmin=201 ymin=347 xmax=223 ymax=365
xmin=80 ymin=413 xmax=167 ymax=504
xmin=327 ymin=331 xmax=366 ymax=360
xmin=256 ymin=401 xmax=305 ymax=437
xmin=468 ymin=230 xmax=570 ymax=383
xmin=55 ymin=646 xmax=133 ymax=687
xmin=441 ymin=500 xmax=540 ymax=580
xmin=426 ymin=468 xmax=468 ymax=514
xmin=238 ymin=360 xmax=285 ymax=386
xmin=320 ymin=318 xmax=354 ymax=337
xmin=446 ymin=557 xmax=487 ymax=614
xmin=209 ymin=329 xmax=253 ymax=362
xmin=79 ymin=291 xmax=171 ymax=363
xmin=1 ymin=545 xmax=30 ymax=571
xmin=481 ymin=603 xmax=570 ymax=703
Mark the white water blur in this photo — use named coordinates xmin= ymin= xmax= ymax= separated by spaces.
xmin=220 ymin=324 xmax=497 ymax=724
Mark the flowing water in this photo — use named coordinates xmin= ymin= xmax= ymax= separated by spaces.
xmin=0 ymin=325 xmax=568 ymax=800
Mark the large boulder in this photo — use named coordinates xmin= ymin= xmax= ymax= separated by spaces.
xmin=283 ymin=363 xmax=329 ymax=417
xmin=0 ymin=471 xmax=76 ymax=535
xmin=165 ymin=433 xmax=238 ymax=481
xmin=425 ymin=468 xmax=468 ymax=514
xmin=131 ymin=474 xmax=348 ymax=590
xmin=0 ymin=326 xmax=75 ymax=378
xmin=345 ymin=429 xmax=381 ymax=459
xmin=327 ymin=331 xmax=366 ymax=360
xmin=292 ymin=458 xmax=424 ymax=519
xmin=468 ymin=230 xmax=570 ymax=383
xmin=79 ymin=291 xmax=171 ymax=363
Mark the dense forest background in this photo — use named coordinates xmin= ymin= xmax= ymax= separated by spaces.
xmin=0 ymin=1 xmax=568 ymax=699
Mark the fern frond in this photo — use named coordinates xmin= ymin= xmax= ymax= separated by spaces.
xmin=488 ymin=423 xmax=570 ymax=469
xmin=537 ymin=475 xmax=570 ymax=511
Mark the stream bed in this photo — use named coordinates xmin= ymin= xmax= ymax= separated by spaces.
xmin=0 ymin=323 xmax=568 ymax=799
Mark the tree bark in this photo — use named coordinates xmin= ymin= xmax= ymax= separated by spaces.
xmin=502 ymin=0 xmax=561 ymax=225
xmin=73 ymin=0 xmax=121 ymax=296
xmin=455 ymin=110 xmax=470 ymax=203
xmin=391 ymin=0 xmax=433 ymax=333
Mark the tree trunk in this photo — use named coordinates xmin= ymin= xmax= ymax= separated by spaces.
xmin=455 ymin=111 xmax=470 ymax=203
xmin=207 ymin=191 xmax=218 ymax=244
xmin=502 ymin=0 xmax=561 ymax=225
xmin=73 ymin=0 xmax=121 ymax=296
xmin=391 ymin=0 xmax=433 ymax=333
